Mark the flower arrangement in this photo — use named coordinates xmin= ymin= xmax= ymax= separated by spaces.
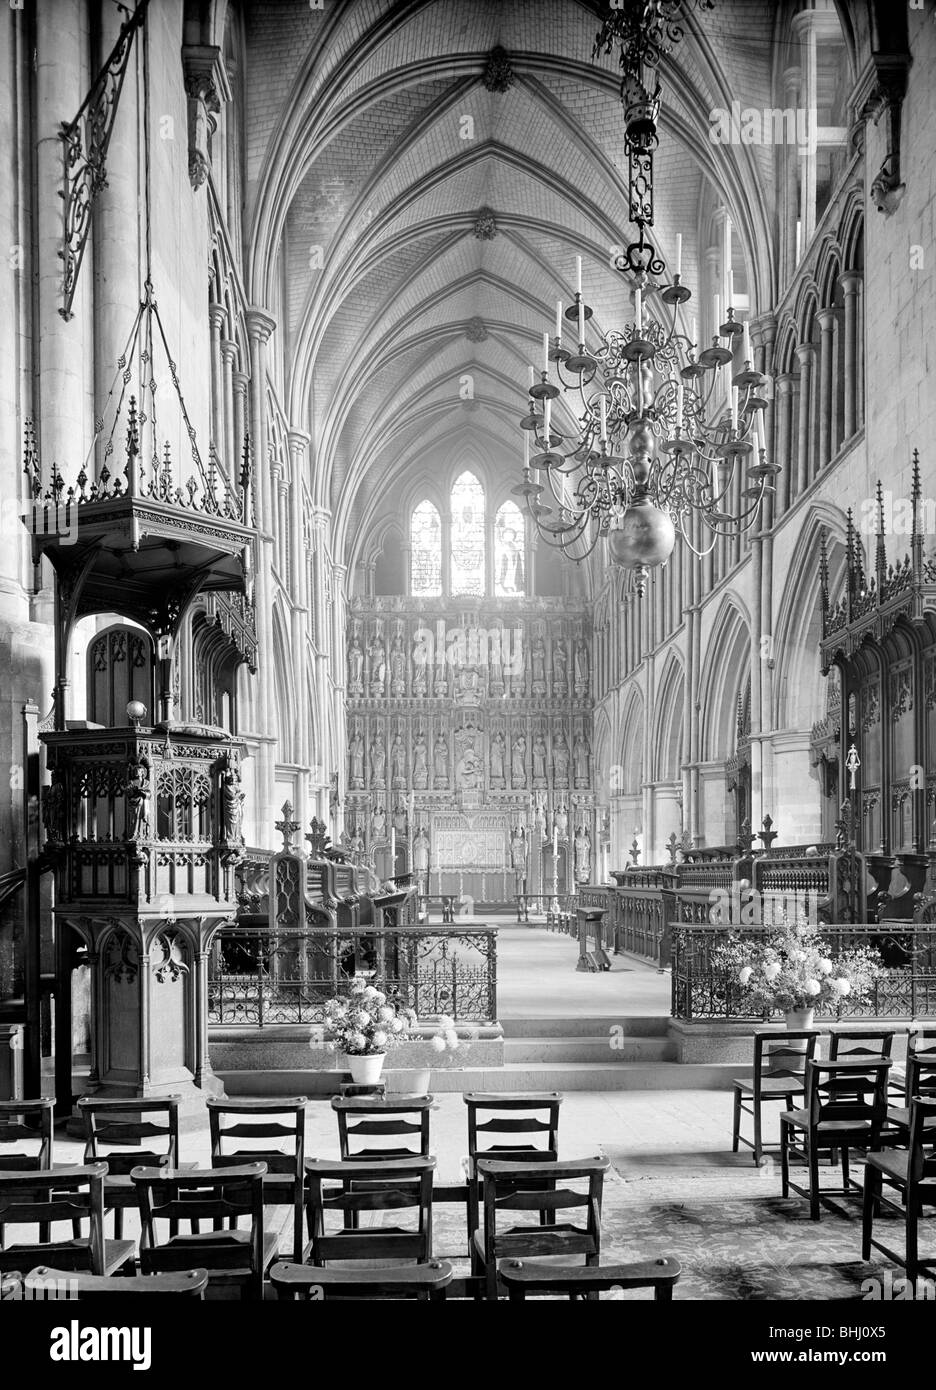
xmin=323 ymin=978 xmax=416 ymax=1057
xmin=711 ymin=918 xmax=883 ymax=1018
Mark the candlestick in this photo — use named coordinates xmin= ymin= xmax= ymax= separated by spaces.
xmin=756 ymin=410 xmax=766 ymax=454
xmin=689 ymin=316 xmax=697 ymax=347
xmin=727 ymin=269 xmax=734 ymax=310
xmin=543 ymin=331 xmax=549 ymax=375
xmin=635 ymin=287 xmax=642 ymax=331
xmin=676 ymin=380 xmax=684 ymax=429
xmin=544 ymin=397 xmax=551 ymax=444
xmin=528 ymin=364 xmax=535 ymax=388
xmin=675 ymin=233 xmax=682 ymax=278
xmin=741 ymin=319 xmax=752 ymax=365
xmin=731 ymin=386 xmax=738 ymax=432
xmin=524 ymin=429 xmax=529 ymax=468
xmin=713 ymin=295 xmax=721 ymax=336
xmin=599 ymin=394 xmax=607 ymax=442
xmin=555 ymin=300 xmax=562 ymax=339
xmin=576 ymin=255 xmax=582 ymax=296
xmin=577 ymin=296 xmax=585 ymax=344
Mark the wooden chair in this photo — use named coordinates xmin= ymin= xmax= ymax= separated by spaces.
xmin=731 ymin=1030 xmax=819 ymax=1166
xmin=131 ymin=1162 xmax=278 ymax=1300
xmin=464 ymin=1092 xmax=561 ymax=1259
xmin=780 ymin=1058 xmax=892 ymax=1220
xmin=206 ymin=1097 xmax=308 ymax=1263
xmin=77 ymin=1095 xmax=183 ymax=1239
xmin=828 ymin=1029 xmax=896 ymax=1061
xmin=25 ymin=1265 xmax=209 ymax=1299
xmin=862 ymin=1097 xmax=936 ymax=1280
xmin=0 ymin=1164 xmax=135 ymax=1276
xmin=271 ymin=1258 xmax=453 ymax=1301
xmin=474 ymin=1156 xmax=609 ymax=1301
xmin=333 ymin=1095 xmax=432 ymax=1162
xmin=304 ymin=1156 xmax=435 ymax=1266
xmin=498 ymin=1254 xmax=681 ymax=1301
xmin=0 ymin=1098 xmax=63 ymax=1245
xmin=884 ymin=1055 xmax=936 ymax=1141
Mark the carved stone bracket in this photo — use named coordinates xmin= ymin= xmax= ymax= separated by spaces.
xmin=850 ymin=51 xmax=910 ymax=215
xmin=182 ymin=44 xmax=231 ymax=191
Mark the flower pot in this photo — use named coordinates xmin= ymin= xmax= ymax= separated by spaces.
xmin=343 ymin=1052 xmax=386 ymax=1085
xmin=784 ymin=1008 xmax=815 ymax=1030
xmin=384 ymin=1067 xmax=431 ymax=1096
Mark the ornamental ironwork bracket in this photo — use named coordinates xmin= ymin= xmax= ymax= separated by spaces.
xmin=58 ymin=0 xmax=150 ymax=321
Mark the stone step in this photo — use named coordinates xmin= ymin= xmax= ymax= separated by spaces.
xmin=503 ymin=1035 xmax=673 ymax=1064
xmin=500 ymin=1016 xmax=669 ymax=1039
xmin=216 ymin=1061 xmax=736 ymax=1097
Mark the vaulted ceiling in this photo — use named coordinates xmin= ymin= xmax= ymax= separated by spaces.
xmin=242 ymin=0 xmax=805 ymax=568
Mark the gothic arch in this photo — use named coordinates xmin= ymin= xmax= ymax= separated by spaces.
xmin=653 ymin=652 xmax=685 ymax=783
xmin=772 ymin=506 xmax=849 ymax=730
xmin=699 ymin=598 xmax=751 ymax=762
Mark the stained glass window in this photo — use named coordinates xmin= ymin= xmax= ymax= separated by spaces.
xmin=450 ymin=471 xmax=485 ymax=595
xmin=494 ymin=501 xmax=525 ymax=596
xmin=411 ymin=499 xmax=442 ymax=596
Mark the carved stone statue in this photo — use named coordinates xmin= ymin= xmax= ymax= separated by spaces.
xmin=349 ymin=726 xmax=365 ymax=787
xmin=532 ymin=732 xmax=547 ymax=785
xmin=349 ymin=825 xmax=365 ymax=861
xmin=125 ymin=754 xmax=152 ymax=840
xmin=390 ymin=733 xmax=406 ymax=787
xmin=511 ymin=734 xmax=526 ymax=785
xmin=456 ymin=746 xmax=482 ymax=790
xmin=220 ymin=761 xmax=245 ymax=841
xmin=531 ymin=638 xmax=547 ymax=695
xmin=433 ymin=733 xmax=449 ymax=787
xmin=554 ymin=802 xmax=569 ymax=839
xmin=389 ymin=635 xmax=406 ymax=696
xmin=412 ymin=731 xmax=429 ymax=789
xmin=369 ymin=734 xmax=386 ymax=788
xmin=574 ymin=825 xmax=591 ymax=881
xmin=413 ymin=826 xmax=430 ymax=875
xmin=573 ymin=731 xmax=590 ymax=787
xmin=393 ymin=802 xmax=408 ymax=836
xmin=488 ymin=629 xmax=504 ymax=688
xmin=574 ymin=638 xmax=590 ymax=697
xmin=369 ymin=636 xmax=387 ymax=696
xmin=510 ymin=826 xmax=528 ymax=876
xmin=412 ymin=629 xmax=430 ymax=696
xmin=42 ymin=775 xmax=66 ymax=844
xmin=552 ymin=637 xmax=568 ymax=694
xmin=489 ymin=730 xmax=506 ymax=784
xmin=552 ymin=728 xmax=570 ymax=786
xmin=371 ymin=803 xmax=387 ymax=841
xmin=348 ymin=636 xmax=364 ymax=693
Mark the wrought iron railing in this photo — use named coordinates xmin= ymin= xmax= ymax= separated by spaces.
xmin=672 ymin=922 xmax=936 ymax=1021
xmin=207 ymin=924 xmax=497 ymax=1026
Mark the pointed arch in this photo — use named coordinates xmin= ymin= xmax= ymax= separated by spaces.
xmin=653 ymin=651 xmax=685 ymax=783
xmin=772 ymin=506 xmax=850 ymax=730
xmin=618 ymin=683 xmax=645 ymax=797
xmin=699 ymin=597 xmax=751 ymax=762
xmin=449 ymin=469 xmax=485 ymax=596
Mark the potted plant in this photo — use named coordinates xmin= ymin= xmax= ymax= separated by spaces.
xmin=384 ymin=1016 xmax=462 ymax=1095
xmin=323 ymin=978 xmax=416 ymax=1085
xmin=712 ymin=918 xmax=883 ymax=1028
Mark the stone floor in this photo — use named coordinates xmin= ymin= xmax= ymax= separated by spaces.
xmin=494 ymin=919 xmax=670 ymax=1019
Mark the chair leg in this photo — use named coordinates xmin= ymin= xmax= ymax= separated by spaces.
xmin=780 ymin=1123 xmax=790 ymax=1198
xmin=906 ymin=1197 xmax=919 ymax=1282
xmin=655 ymin=1284 xmax=673 ymax=1302
xmin=861 ymin=1167 xmax=878 ymax=1260
xmin=114 ymin=1207 xmax=124 ymax=1240
xmin=840 ymin=1146 xmax=850 ymax=1192
xmin=808 ymin=1142 xmax=821 ymax=1221
xmin=753 ymin=1101 xmax=763 ymax=1167
xmin=731 ymin=1089 xmax=741 ymax=1153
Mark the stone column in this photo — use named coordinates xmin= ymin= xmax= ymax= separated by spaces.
xmin=245 ymin=307 xmax=277 ymax=837
xmin=840 ymin=271 xmax=862 ymax=441
xmin=311 ymin=508 xmax=331 ymax=821
xmin=37 ymin=0 xmax=91 ymax=484
xmin=232 ymin=369 xmax=249 ymax=492
xmin=774 ymin=375 xmax=794 ymax=513
xmin=220 ymin=338 xmax=238 ymax=478
xmin=781 ymin=67 xmax=801 ymax=281
xmin=816 ymin=307 xmax=837 ymax=470
xmin=794 ymin=13 xmax=818 ymax=247
xmin=208 ymin=302 xmax=226 ymax=459
xmin=794 ymin=343 xmax=815 ymax=495
xmin=287 ymin=429 xmax=311 ymax=803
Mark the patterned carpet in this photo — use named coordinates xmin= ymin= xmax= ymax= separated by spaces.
xmin=427 ymin=1158 xmax=921 ymax=1300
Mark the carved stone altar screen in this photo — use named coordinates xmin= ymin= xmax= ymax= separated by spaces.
xmin=345 ymin=597 xmax=596 ymax=897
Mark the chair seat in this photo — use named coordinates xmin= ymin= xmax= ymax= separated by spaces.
xmin=782 ymin=1109 xmax=875 ymax=1137
xmin=1 ymin=1237 xmax=135 ymax=1277
xmin=886 ymin=1107 xmax=911 ymax=1130
xmin=732 ymin=1078 xmax=805 ymax=1097
xmin=866 ymin=1149 xmax=910 ymax=1183
xmin=155 ymin=1230 xmax=280 ymax=1278
xmin=472 ymin=1226 xmax=597 ymax=1261
xmin=498 ymin=1256 xmax=681 ymax=1293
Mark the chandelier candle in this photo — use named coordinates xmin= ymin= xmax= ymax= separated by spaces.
xmin=576 ymin=255 xmax=582 ymax=296
xmin=635 ymin=287 xmax=643 ymax=332
xmin=675 ymin=233 xmax=682 ymax=278
xmin=555 ymin=301 xmax=563 ymax=340
xmin=543 ymin=332 xmax=550 ymax=374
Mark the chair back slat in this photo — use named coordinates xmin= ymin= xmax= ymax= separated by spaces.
xmin=214 ymin=1121 xmax=298 ymax=1142
xmin=475 ymin=1117 xmax=554 ymax=1134
xmin=829 ymin=1031 xmax=895 ymax=1060
xmin=492 ymin=1188 xmax=591 ymax=1213
xmin=345 ymin=1119 xmax=425 ymax=1138
xmin=807 ymin=1059 xmax=892 ymax=1128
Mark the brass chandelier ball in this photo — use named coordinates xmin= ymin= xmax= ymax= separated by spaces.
xmin=607 ymin=497 xmax=676 ymax=574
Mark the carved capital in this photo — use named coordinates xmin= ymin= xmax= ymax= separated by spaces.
xmin=245 ymin=307 xmax=277 ymax=344
xmin=182 ymin=44 xmax=231 ymax=192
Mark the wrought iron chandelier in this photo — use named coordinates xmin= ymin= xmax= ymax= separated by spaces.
xmin=513 ymin=0 xmax=780 ymax=595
